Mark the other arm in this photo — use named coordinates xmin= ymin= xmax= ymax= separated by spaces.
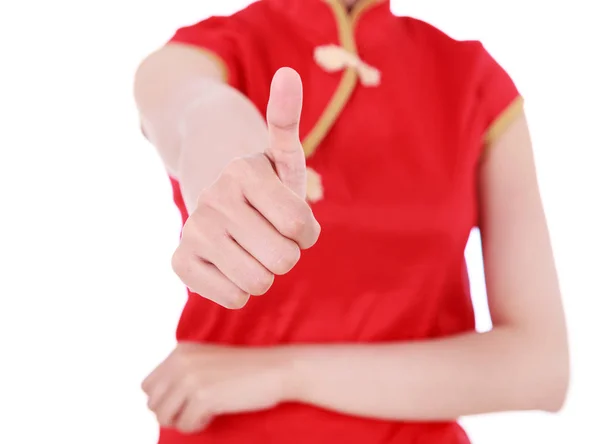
xmin=279 ymin=112 xmax=569 ymax=420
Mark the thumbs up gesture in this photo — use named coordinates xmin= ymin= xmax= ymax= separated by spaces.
xmin=172 ymin=68 xmax=321 ymax=309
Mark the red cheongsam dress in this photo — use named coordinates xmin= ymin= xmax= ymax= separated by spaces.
xmin=161 ymin=0 xmax=524 ymax=443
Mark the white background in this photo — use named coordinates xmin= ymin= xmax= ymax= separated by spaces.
xmin=0 ymin=1 xmax=598 ymax=443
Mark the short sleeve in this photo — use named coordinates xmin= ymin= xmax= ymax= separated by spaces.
xmin=168 ymin=16 xmax=245 ymax=91
xmin=472 ymin=43 xmax=524 ymax=150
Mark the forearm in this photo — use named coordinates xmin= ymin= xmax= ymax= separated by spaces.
xmin=134 ymin=47 xmax=268 ymax=212
xmin=283 ymin=327 xmax=567 ymax=421
xmin=138 ymin=79 xmax=267 ymax=211
xmin=176 ymin=85 xmax=268 ymax=211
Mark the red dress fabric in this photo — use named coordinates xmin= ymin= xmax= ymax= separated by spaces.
xmin=161 ymin=0 xmax=522 ymax=442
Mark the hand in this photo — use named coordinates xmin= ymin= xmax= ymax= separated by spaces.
xmin=142 ymin=343 xmax=291 ymax=434
xmin=171 ymin=67 xmax=321 ymax=309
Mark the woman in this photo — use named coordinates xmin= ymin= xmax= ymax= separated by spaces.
xmin=134 ymin=0 xmax=569 ymax=443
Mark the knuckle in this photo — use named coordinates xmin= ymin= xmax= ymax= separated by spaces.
xmin=180 ymin=216 xmax=203 ymax=245
xmin=177 ymin=414 xmax=210 ymax=435
xmin=147 ymin=395 xmax=160 ymax=412
xmin=280 ymin=214 xmax=308 ymax=240
xmin=225 ymin=156 xmax=253 ymax=180
xmin=195 ymin=188 xmax=221 ymax=211
xmin=228 ymin=154 xmax=268 ymax=184
xmin=307 ymin=219 xmax=321 ymax=247
xmin=207 ymin=172 xmax=246 ymax=209
xmin=179 ymin=213 xmax=223 ymax=259
xmin=250 ymin=152 xmax=272 ymax=170
xmin=248 ymin=271 xmax=275 ymax=296
xmin=223 ymin=291 xmax=251 ymax=309
xmin=171 ymin=248 xmax=192 ymax=280
xmin=246 ymin=152 xmax=270 ymax=167
xmin=177 ymin=424 xmax=194 ymax=435
xmin=157 ymin=414 xmax=172 ymax=429
xmin=271 ymin=244 xmax=301 ymax=275
xmin=297 ymin=203 xmax=316 ymax=223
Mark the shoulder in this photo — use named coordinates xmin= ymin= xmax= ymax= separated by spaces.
xmin=397 ymin=17 xmax=519 ymax=100
xmin=393 ymin=17 xmax=522 ymax=158
xmin=398 ymin=17 xmax=490 ymax=73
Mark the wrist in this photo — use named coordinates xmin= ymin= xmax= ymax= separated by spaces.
xmin=273 ymin=346 xmax=309 ymax=403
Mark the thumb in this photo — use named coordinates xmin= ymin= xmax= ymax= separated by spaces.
xmin=265 ymin=67 xmax=306 ymax=198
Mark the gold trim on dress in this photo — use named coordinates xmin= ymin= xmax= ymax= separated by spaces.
xmin=301 ymin=0 xmax=384 ymax=158
xmin=170 ymin=43 xmax=230 ymax=83
xmin=483 ymin=95 xmax=525 ymax=151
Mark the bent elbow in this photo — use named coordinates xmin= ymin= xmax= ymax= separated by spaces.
xmin=532 ymin=341 xmax=570 ymax=413
xmin=541 ymin=359 xmax=570 ymax=413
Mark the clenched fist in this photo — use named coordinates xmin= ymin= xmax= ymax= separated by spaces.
xmin=171 ymin=68 xmax=321 ymax=309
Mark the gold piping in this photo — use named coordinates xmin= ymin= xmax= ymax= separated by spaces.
xmin=170 ymin=43 xmax=230 ymax=83
xmin=302 ymin=0 xmax=383 ymax=158
xmin=483 ymin=95 xmax=525 ymax=148
xmin=193 ymin=47 xmax=230 ymax=83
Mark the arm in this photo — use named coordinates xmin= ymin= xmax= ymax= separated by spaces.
xmin=280 ymin=112 xmax=569 ymax=420
xmin=134 ymin=44 xmax=268 ymax=211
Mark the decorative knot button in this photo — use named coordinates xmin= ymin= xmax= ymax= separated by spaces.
xmin=314 ymin=44 xmax=381 ymax=87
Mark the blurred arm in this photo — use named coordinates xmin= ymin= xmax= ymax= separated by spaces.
xmin=133 ymin=44 xmax=268 ymax=211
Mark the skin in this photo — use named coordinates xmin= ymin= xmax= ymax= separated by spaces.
xmin=135 ymin=40 xmax=569 ymax=434
xmin=341 ymin=0 xmax=360 ymax=7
